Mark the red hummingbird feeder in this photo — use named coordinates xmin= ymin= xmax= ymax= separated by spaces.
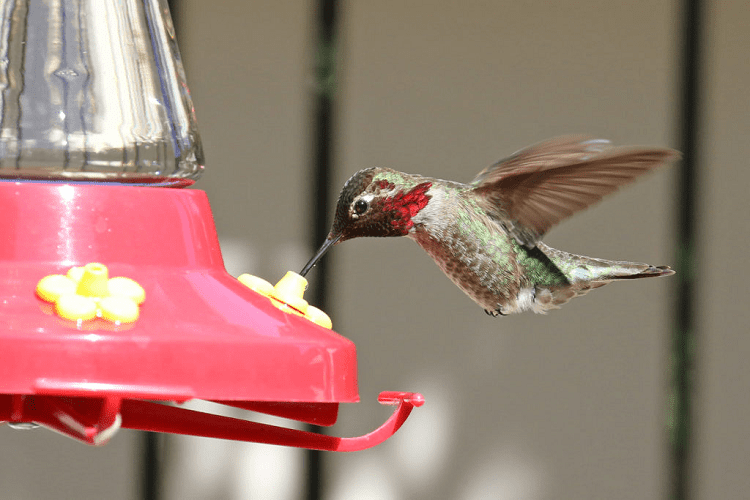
xmin=0 ymin=0 xmax=422 ymax=449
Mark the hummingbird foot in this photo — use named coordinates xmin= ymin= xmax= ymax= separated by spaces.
xmin=484 ymin=308 xmax=508 ymax=317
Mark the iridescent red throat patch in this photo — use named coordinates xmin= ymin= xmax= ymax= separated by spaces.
xmin=382 ymin=182 xmax=432 ymax=232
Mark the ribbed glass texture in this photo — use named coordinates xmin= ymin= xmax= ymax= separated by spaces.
xmin=0 ymin=0 xmax=204 ymax=184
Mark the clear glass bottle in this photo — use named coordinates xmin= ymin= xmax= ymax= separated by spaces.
xmin=0 ymin=0 xmax=204 ymax=185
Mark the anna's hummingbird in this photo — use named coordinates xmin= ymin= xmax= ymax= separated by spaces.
xmin=300 ymin=136 xmax=678 ymax=316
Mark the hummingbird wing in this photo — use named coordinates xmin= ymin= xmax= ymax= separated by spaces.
xmin=471 ymin=136 xmax=679 ymax=247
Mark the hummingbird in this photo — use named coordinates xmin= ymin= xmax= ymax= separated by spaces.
xmin=300 ymin=136 xmax=678 ymax=316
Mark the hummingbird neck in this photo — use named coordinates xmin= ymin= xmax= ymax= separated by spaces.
xmin=410 ymin=183 xmax=464 ymax=235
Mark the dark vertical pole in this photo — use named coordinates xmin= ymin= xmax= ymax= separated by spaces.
xmin=306 ymin=1 xmax=338 ymax=499
xmin=671 ymin=0 xmax=702 ymax=498
xmin=141 ymin=432 xmax=161 ymax=500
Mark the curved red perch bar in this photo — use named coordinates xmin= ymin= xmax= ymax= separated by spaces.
xmin=0 ymin=392 xmax=424 ymax=451
xmin=119 ymin=391 xmax=424 ymax=452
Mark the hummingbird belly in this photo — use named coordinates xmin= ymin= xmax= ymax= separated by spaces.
xmin=410 ymin=224 xmax=528 ymax=314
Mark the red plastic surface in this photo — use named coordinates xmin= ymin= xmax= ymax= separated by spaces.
xmin=0 ymin=181 xmax=358 ymax=403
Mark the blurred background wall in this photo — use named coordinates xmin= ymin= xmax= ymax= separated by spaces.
xmin=1 ymin=1 xmax=747 ymax=499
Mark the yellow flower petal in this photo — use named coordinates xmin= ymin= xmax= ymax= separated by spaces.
xmin=56 ymin=294 xmax=98 ymax=321
xmin=238 ymin=274 xmax=274 ymax=297
xmin=36 ymin=274 xmax=77 ymax=303
xmin=305 ymin=305 xmax=332 ymax=329
xmin=108 ymin=277 xmax=146 ymax=304
xmin=99 ymin=296 xmax=139 ymax=323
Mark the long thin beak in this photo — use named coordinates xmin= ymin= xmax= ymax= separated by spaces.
xmin=300 ymin=234 xmax=341 ymax=277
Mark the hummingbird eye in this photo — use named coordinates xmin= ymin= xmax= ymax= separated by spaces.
xmin=353 ymin=199 xmax=368 ymax=215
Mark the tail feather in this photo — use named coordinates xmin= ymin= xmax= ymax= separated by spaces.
xmin=610 ymin=265 xmax=674 ymax=279
xmin=529 ymin=244 xmax=675 ymax=313
xmin=537 ymin=243 xmax=675 ymax=283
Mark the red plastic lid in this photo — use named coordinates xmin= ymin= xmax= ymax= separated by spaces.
xmin=0 ymin=181 xmax=358 ymax=403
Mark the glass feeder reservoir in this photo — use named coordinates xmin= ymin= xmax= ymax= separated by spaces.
xmin=0 ymin=0 xmax=203 ymax=184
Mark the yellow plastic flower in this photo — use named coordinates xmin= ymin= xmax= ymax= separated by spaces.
xmin=238 ymin=271 xmax=332 ymax=329
xmin=36 ymin=263 xmax=145 ymax=324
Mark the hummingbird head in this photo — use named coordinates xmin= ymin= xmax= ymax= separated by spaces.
xmin=300 ymin=167 xmax=433 ymax=276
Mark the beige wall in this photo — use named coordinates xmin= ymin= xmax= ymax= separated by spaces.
xmin=693 ymin=1 xmax=750 ymax=499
